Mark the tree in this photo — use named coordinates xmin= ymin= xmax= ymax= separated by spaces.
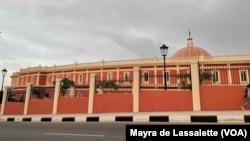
xmin=96 ymin=80 xmax=119 ymax=93
xmin=177 ymin=71 xmax=212 ymax=90
xmin=32 ymin=88 xmax=41 ymax=98
xmin=176 ymin=73 xmax=192 ymax=90
xmin=56 ymin=78 xmax=75 ymax=96
xmin=199 ymin=71 xmax=212 ymax=84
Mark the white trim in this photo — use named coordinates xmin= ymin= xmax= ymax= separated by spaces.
xmin=212 ymin=70 xmax=220 ymax=84
xmin=239 ymin=69 xmax=248 ymax=83
xmin=124 ymin=72 xmax=130 ymax=84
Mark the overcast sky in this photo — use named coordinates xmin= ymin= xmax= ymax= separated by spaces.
xmin=0 ymin=0 xmax=249 ymax=86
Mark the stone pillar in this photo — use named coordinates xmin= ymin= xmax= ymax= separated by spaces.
xmin=52 ymin=78 xmax=62 ymax=114
xmin=69 ymin=86 xmax=75 ymax=97
xmin=132 ymin=66 xmax=140 ymax=112
xmin=190 ymin=61 xmax=201 ymax=111
xmin=227 ymin=64 xmax=232 ymax=84
xmin=24 ymin=83 xmax=32 ymax=115
xmin=88 ymin=73 xmax=96 ymax=114
xmin=0 ymin=86 xmax=8 ymax=115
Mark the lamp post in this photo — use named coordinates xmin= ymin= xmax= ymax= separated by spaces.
xmin=160 ymin=44 xmax=169 ymax=90
xmin=1 ymin=68 xmax=7 ymax=94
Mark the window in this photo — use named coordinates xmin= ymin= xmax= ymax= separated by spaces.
xmin=21 ymin=77 xmax=24 ymax=85
xmin=162 ymin=71 xmax=170 ymax=82
xmin=107 ymin=72 xmax=112 ymax=81
xmin=31 ymin=76 xmax=34 ymax=84
xmin=212 ymin=70 xmax=219 ymax=83
xmin=143 ymin=72 xmax=149 ymax=82
xmin=78 ymin=74 xmax=83 ymax=84
xmin=124 ymin=72 xmax=129 ymax=83
xmin=240 ymin=70 xmax=248 ymax=82
xmin=47 ymin=76 xmax=51 ymax=85
xmin=187 ymin=70 xmax=191 ymax=82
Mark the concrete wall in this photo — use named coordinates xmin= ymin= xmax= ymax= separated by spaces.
xmin=93 ymin=93 xmax=133 ymax=113
xmin=200 ymin=85 xmax=247 ymax=110
xmin=1 ymin=85 xmax=247 ymax=115
xmin=139 ymin=90 xmax=193 ymax=111
xmin=57 ymin=97 xmax=88 ymax=114
xmin=4 ymin=102 xmax=24 ymax=115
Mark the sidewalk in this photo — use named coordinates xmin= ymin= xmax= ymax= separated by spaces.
xmin=0 ymin=110 xmax=249 ymax=123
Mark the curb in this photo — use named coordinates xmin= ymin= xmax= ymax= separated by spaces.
xmin=1 ymin=114 xmax=250 ymax=123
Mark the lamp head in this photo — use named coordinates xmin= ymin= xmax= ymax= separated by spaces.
xmin=160 ymin=44 xmax=169 ymax=56
xmin=2 ymin=68 xmax=7 ymax=76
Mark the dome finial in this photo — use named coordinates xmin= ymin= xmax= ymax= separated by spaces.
xmin=187 ymin=30 xmax=193 ymax=47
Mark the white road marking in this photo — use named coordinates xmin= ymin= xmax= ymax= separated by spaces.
xmin=44 ymin=133 xmax=105 ymax=137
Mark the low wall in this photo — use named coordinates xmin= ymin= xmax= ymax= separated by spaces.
xmin=4 ymin=102 xmax=24 ymax=115
xmin=57 ymin=97 xmax=88 ymax=114
xmin=28 ymin=99 xmax=53 ymax=114
xmin=139 ymin=90 xmax=193 ymax=112
xmin=200 ymin=85 xmax=247 ymax=110
xmin=93 ymin=93 xmax=133 ymax=113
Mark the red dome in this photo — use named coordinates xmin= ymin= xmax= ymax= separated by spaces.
xmin=172 ymin=45 xmax=211 ymax=58
xmin=171 ymin=33 xmax=211 ymax=59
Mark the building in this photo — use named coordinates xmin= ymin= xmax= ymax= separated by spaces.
xmin=1 ymin=32 xmax=249 ymax=115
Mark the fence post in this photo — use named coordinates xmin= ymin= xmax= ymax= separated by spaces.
xmin=24 ymin=83 xmax=32 ymax=115
xmin=52 ymin=78 xmax=62 ymax=114
xmin=133 ymin=66 xmax=140 ymax=112
xmin=0 ymin=86 xmax=9 ymax=115
xmin=190 ymin=61 xmax=201 ymax=111
xmin=88 ymin=73 xmax=96 ymax=114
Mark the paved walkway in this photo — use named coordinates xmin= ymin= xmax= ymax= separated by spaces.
xmin=0 ymin=110 xmax=249 ymax=123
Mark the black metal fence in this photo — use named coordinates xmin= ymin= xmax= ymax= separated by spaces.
xmin=95 ymin=78 xmax=133 ymax=94
xmin=140 ymin=73 xmax=189 ymax=89
xmin=199 ymin=62 xmax=250 ymax=85
xmin=5 ymin=87 xmax=26 ymax=102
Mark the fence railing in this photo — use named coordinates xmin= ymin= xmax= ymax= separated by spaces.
xmin=95 ymin=78 xmax=133 ymax=94
xmin=199 ymin=62 xmax=250 ymax=85
xmin=140 ymin=74 xmax=185 ymax=89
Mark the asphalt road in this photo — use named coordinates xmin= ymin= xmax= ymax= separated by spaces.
xmin=1 ymin=122 xmax=249 ymax=141
xmin=0 ymin=122 xmax=127 ymax=141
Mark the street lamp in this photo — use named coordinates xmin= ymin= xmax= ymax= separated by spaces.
xmin=160 ymin=44 xmax=169 ymax=90
xmin=1 ymin=68 xmax=7 ymax=94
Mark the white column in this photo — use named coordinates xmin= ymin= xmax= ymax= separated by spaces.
xmin=116 ymin=67 xmax=119 ymax=85
xmin=24 ymin=83 xmax=32 ymax=115
xmin=227 ymin=64 xmax=232 ymax=84
xmin=36 ymin=72 xmax=39 ymax=85
xmin=154 ymin=66 xmax=157 ymax=88
xmin=0 ymin=86 xmax=9 ymax=115
xmin=88 ymin=73 xmax=96 ymax=114
xmin=132 ymin=66 xmax=140 ymax=112
xmin=190 ymin=61 xmax=201 ymax=111
xmin=52 ymin=78 xmax=62 ymax=114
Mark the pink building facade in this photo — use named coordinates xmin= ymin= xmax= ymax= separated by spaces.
xmin=1 ymin=34 xmax=249 ymax=115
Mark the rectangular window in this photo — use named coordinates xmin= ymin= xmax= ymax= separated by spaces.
xmin=22 ymin=77 xmax=24 ymax=86
xmin=144 ymin=72 xmax=149 ymax=82
xmin=124 ymin=72 xmax=129 ymax=83
xmin=47 ymin=76 xmax=51 ymax=85
xmin=212 ymin=70 xmax=219 ymax=82
xmin=107 ymin=72 xmax=112 ymax=81
xmin=79 ymin=74 xmax=83 ymax=84
xmin=240 ymin=70 xmax=247 ymax=82
xmin=187 ymin=70 xmax=191 ymax=82
xmin=31 ymin=76 xmax=34 ymax=84
xmin=162 ymin=71 xmax=170 ymax=82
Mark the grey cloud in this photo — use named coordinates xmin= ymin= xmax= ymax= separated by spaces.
xmin=0 ymin=0 xmax=250 ymax=86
